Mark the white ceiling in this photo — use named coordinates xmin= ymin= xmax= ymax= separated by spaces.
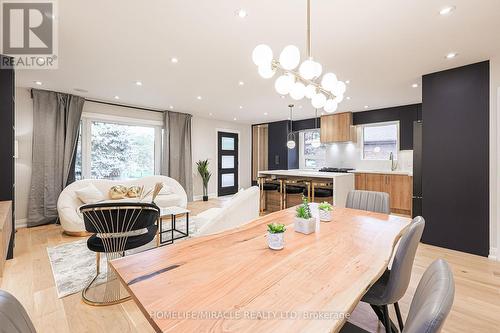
xmin=16 ymin=0 xmax=500 ymax=124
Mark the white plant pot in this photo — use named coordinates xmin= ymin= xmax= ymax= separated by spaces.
xmin=319 ymin=209 xmax=332 ymax=222
xmin=294 ymin=217 xmax=316 ymax=234
xmin=268 ymin=232 xmax=285 ymax=250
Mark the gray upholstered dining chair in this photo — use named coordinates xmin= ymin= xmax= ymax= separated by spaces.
xmin=362 ymin=216 xmax=425 ymax=333
xmin=345 ymin=190 xmax=390 ymax=214
xmin=341 ymin=259 xmax=454 ymax=333
xmin=0 ymin=290 xmax=37 ymax=333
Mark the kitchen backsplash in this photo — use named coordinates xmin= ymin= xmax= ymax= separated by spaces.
xmin=324 ymin=127 xmax=413 ymax=172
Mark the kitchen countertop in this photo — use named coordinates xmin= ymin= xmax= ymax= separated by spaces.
xmin=258 ymin=169 xmax=354 ymax=178
xmin=348 ymin=169 xmax=413 ymax=176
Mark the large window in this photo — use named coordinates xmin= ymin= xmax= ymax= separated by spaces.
xmin=299 ymin=129 xmax=326 ymax=169
xmin=76 ymin=115 xmax=162 ymax=180
xmin=362 ymin=122 xmax=398 ymax=160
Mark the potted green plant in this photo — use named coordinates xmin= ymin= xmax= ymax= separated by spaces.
xmin=318 ymin=201 xmax=333 ymax=222
xmin=196 ymin=159 xmax=211 ymax=201
xmin=267 ymin=223 xmax=286 ymax=250
xmin=294 ymin=196 xmax=316 ymax=234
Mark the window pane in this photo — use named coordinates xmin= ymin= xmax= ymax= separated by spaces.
xmin=221 ymin=173 xmax=235 ymax=187
xmin=221 ymin=155 xmax=234 ymax=169
xmin=90 ymin=121 xmax=155 ymax=180
xmin=301 ymin=129 xmax=326 ymax=169
xmin=363 ymin=124 xmax=398 ymax=160
xmin=221 ymin=137 xmax=235 ymax=150
xmin=75 ymin=121 xmax=82 ymax=180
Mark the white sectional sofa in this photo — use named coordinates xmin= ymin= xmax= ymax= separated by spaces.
xmin=57 ymin=175 xmax=187 ymax=235
xmin=193 ymin=186 xmax=260 ymax=237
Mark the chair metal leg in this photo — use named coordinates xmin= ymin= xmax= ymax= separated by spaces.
xmin=382 ymin=305 xmax=392 ymax=333
xmin=96 ymin=252 xmax=100 ymax=275
xmin=370 ymin=304 xmax=398 ymax=333
xmin=394 ymin=302 xmax=404 ymax=331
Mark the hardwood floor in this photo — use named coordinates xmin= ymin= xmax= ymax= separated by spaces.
xmin=1 ymin=198 xmax=499 ymax=333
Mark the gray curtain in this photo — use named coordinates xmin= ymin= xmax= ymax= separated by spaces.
xmin=28 ymin=90 xmax=84 ymax=227
xmin=161 ymin=111 xmax=193 ymax=201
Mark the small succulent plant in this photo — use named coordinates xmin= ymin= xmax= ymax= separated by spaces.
xmin=319 ymin=201 xmax=333 ymax=211
xmin=267 ymin=223 xmax=286 ymax=234
xmin=296 ymin=195 xmax=312 ymax=219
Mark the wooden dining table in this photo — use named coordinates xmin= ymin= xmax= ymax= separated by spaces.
xmin=111 ymin=207 xmax=411 ymax=333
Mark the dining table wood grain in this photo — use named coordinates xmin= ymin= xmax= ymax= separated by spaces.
xmin=111 ymin=207 xmax=411 ymax=333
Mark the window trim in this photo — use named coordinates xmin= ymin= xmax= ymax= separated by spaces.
xmin=79 ymin=112 xmax=162 ymax=179
xmin=361 ymin=121 xmax=400 ymax=161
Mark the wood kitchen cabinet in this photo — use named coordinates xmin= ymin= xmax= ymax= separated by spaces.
xmin=354 ymin=172 xmax=412 ymax=215
xmin=320 ymin=112 xmax=356 ymax=143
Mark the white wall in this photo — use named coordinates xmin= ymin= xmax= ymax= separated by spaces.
xmin=489 ymin=57 xmax=500 ymax=259
xmin=191 ymin=116 xmax=252 ymax=200
xmin=14 ymin=88 xmax=33 ymax=227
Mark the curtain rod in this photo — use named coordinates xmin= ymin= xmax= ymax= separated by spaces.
xmin=84 ymin=98 xmax=165 ymax=114
xmin=29 ymin=88 xmax=187 ymax=115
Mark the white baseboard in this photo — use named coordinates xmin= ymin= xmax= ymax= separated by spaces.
xmin=15 ymin=218 xmax=27 ymax=229
xmin=192 ymin=193 xmax=217 ymax=201
xmin=489 ymin=247 xmax=498 ymax=261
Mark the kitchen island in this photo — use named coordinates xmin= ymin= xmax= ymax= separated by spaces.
xmin=258 ymin=169 xmax=354 ymax=208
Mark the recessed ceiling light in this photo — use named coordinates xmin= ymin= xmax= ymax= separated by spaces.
xmin=320 ymin=112 xmax=324 ymax=116
xmin=209 ymin=112 xmax=213 ymax=116
xmin=446 ymin=52 xmax=458 ymax=59
xmin=280 ymin=95 xmax=285 ymax=99
xmin=34 ymin=81 xmax=42 ymax=85
xmin=287 ymin=117 xmax=291 ymax=120
xmin=345 ymin=80 xmax=350 ymax=84
xmin=346 ymin=96 xmax=351 ymax=100
xmin=298 ymin=105 xmax=303 ymax=109
xmin=135 ymin=81 xmax=143 ymax=86
xmin=197 ymin=96 xmax=202 ymax=100
xmin=440 ymin=6 xmax=456 ymax=16
xmin=238 ymin=81 xmax=245 ymax=86
xmin=364 ymin=105 xmax=369 ymax=109
xmin=264 ymin=112 xmax=268 ymax=116
xmin=236 ymin=9 xmax=247 ymax=18
xmin=114 ymin=95 xmax=120 ymax=100
xmin=233 ymin=117 xmax=237 ymax=121
xmin=171 ymin=57 xmax=179 ymax=63
xmin=412 ymin=83 xmax=419 ymax=88
xmin=169 ymin=105 xmax=174 ymax=109
xmin=239 ymin=106 xmax=243 ymax=109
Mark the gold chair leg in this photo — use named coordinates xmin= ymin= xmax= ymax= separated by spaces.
xmin=312 ymin=183 xmax=316 ymax=203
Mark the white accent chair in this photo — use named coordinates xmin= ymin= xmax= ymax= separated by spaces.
xmin=193 ymin=186 xmax=260 ymax=237
xmin=57 ymin=175 xmax=187 ymax=235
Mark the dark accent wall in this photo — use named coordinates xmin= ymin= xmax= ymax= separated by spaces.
xmin=353 ymin=104 xmax=421 ymax=150
xmin=267 ymin=120 xmax=290 ymax=170
xmin=421 ymin=61 xmax=489 ymax=257
xmin=0 ymin=55 xmax=15 ymax=259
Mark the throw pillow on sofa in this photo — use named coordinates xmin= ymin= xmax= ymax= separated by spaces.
xmin=75 ymin=183 xmax=105 ymax=204
xmin=109 ymin=185 xmax=128 ymax=199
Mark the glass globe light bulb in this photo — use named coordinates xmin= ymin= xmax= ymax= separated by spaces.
xmin=258 ymin=64 xmax=275 ymax=79
xmin=274 ymin=74 xmax=294 ymax=95
xmin=321 ymin=73 xmax=338 ymax=92
xmin=332 ymin=81 xmax=347 ymax=96
xmin=311 ymin=93 xmax=326 ymax=108
xmin=313 ymin=61 xmax=323 ymax=78
xmin=305 ymin=84 xmax=316 ymax=99
xmin=324 ymin=99 xmax=338 ymax=113
xmin=334 ymin=94 xmax=344 ymax=103
xmin=252 ymin=44 xmax=273 ymax=66
xmin=290 ymin=82 xmax=306 ymax=100
xmin=287 ymin=139 xmax=296 ymax=149
xmin=299 ymin=59 xmax=316 ymax=80
xmin=279 ymin=45 xmax=301 ymax=70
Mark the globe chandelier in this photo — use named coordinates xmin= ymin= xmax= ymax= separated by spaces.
xmin=252 ymin=0 xmax=346 ymax=113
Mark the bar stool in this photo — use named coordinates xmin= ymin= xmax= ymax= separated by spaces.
xmin=257 ymin=176 xmax=279 ymax=213
xmin=310 ymin=181 xmax=334 ymax=204
xmin=282 ymin=179 xmax=310 ymax=208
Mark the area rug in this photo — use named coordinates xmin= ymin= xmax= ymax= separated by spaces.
xmin=47 ymin=219 xmax=196 ymax=298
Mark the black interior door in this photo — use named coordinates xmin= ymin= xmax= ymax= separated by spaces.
xmin=218 ymin=132 xmax=239 ymax=196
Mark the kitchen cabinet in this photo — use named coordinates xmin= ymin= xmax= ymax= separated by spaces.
xmin=320 ymin=112 xmax=356 ymax=143
xmin=354 ymin=172 xmax=412 ymax=215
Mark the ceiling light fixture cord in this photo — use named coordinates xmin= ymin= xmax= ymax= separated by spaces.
xmin=307 ymin=0 xmax=311 ymax=58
